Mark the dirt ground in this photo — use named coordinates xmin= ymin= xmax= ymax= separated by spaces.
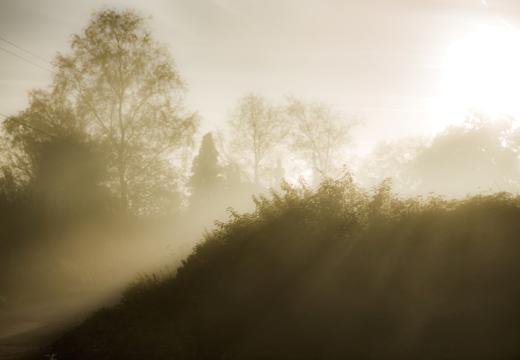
xmin=0 ymin=291 xmax=120 ymax=359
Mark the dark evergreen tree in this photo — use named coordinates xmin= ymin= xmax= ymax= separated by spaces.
xmin=189 ymin=133 xmax=223 ymax=206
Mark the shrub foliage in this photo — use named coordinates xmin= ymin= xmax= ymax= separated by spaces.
xmin=47 ymin=177 xmax=520 ymax=359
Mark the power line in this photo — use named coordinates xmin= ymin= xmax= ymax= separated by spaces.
xmin=0 ymin=35 xmax=49 ymax=64
xmin=0 ymin=44 xmax=52 ymax=72
xmin=0 ymin=39 xmax=54 ymax=137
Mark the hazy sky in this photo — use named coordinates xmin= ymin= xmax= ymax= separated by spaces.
xmin=1 ymin=0 xmax=520 ymax=153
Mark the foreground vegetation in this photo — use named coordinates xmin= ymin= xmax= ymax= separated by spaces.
xmin=35 ymin=178 xmax=520 ymax=360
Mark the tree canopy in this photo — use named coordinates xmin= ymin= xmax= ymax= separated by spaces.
xmin=285 ymin=97 xmax=356 ymax=182
xmin=3 ymin=9 xmax=198 ymax=214
xmin=228 ymin=94 xmax=281 ymax=185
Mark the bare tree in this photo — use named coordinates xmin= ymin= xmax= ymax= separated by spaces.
xmin=285 ymin=98 xmax=356 ymax=182
xmin=228 ymin=94 xmax=281 ymax=185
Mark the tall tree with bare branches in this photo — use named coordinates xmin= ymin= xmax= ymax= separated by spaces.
xmin=228 ymin=94 xmax=281 ymax=185
xmin=285 ymin=98 xmax=356 ymax=182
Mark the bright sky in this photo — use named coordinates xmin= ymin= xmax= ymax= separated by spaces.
xmin=1 ymin=0 xmax=520 ymax=154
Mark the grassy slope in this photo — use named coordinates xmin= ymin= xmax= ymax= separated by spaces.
xmin=41 ymin=178 xmax=520 ymax=359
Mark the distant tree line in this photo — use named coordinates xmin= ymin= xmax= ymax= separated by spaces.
xmin=359 ymin=113 xmax=520 ymax=196
xmin=0 ymin=9 xmax=356 ymax=218
xmin=0 ymin=9 xmax=355 ymax=302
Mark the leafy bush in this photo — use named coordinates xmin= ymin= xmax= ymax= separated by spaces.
xmin=44 ymin=177 xmax=520 ymax=359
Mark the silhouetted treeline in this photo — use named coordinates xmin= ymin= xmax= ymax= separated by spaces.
xmin=0 ymin=9 xmax=357 ymax=306
xmin=40 ymin=178 xmax=520 ymax=360
xmin=0 ymin=9 xmax=259 ymax=305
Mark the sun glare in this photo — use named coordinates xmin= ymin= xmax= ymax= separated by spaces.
xmin=439 ymin=23 xmax=520 ymax=123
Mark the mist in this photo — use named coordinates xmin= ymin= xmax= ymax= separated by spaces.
xmin=2 ymin=1 xmax=520 ymax=359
